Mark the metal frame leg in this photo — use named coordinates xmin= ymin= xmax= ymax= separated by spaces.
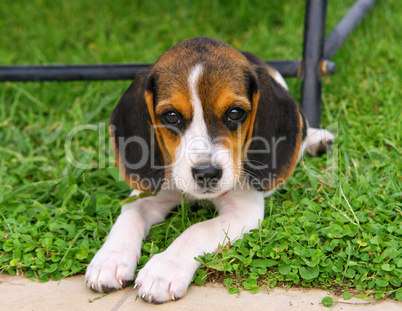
xmin=324 ymin=0 xmax=377 ymax=59
xmin=301 ymin=0 xmax=328 ymax=128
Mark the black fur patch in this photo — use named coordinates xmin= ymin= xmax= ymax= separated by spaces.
xmin=111 ymin=69 xmax=165 ymax=192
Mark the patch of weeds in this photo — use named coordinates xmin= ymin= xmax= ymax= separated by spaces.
xmin=195 ymin=176 xmax=402 ymax=301
xmin=0 ymin=170 xmax=124 ymax=281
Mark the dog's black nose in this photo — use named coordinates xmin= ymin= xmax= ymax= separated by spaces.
xmin=192 ymin=164 xmax=223 ymax=188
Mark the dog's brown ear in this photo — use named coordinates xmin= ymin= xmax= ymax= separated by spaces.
xmin=244 ymin=65 xmax=303 ymax=191
xmin=110 ymin=69 xmax=165 ymax=193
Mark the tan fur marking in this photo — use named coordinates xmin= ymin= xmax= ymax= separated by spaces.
xmin=154 ymin=100 xmax=173 ymax=116
xmin=234 ymin=121 xmax=253 ymax=178
xmin=149 ymin=91 xmax=186 ymax=166
xmin=145 ymin=91 xmax=172 ymax=166
xmin=266 ymin=65 xmax=278 ymax=81
xmin=242 ymin=91 xmax=260 ymax=158
xmin=110 ymin=128 xmax=146 ymax=191
xmin=215 ymin=89 xmax=251 ymax=118
xmin=216 ymin=90 xmax=256 ymax=179
xmin=155 ymin=92 xmax=192 ymax=121
xmin=170 ymin=91 xmax=193 ymax=120
xmin=274 ymin=112 xmax=303 ymax=188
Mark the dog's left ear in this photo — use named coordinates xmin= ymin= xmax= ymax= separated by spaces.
xmin=244 ymin=66 xmax=303 ymax=191
xmin=110 ymin=69 xmax=166 ymax=193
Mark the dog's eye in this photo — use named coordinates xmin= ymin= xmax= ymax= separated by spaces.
xmin=228 ymin=108 xmax=246 ymax=122
xmin=162 ymin=110 xmax=180 ymax=124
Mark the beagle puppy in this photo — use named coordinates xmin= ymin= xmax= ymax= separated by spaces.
xmin=85 ymin=37 xmax=334 ymax=303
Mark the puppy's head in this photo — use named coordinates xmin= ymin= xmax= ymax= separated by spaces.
xmin=111 ymin=38 xmax=302 ymax=197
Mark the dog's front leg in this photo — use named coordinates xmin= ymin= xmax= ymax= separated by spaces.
xmin=135 ymin=189 xmax=265 ymax=303
xmin=85 ymin=189 xmax=181 ymax=293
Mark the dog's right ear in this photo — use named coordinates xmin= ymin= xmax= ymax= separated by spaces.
xmin=110 ymin=69 xmax=166 ymax=193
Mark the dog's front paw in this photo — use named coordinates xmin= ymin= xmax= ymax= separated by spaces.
xmin=85 ymin=245 xmax=139 ymax=293
xmin=135 ymin=252 xmax=196 ymax=303
xmin=306 ymin=128 xmax=335 ymax=157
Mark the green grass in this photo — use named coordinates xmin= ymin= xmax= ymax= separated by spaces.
xmin=1 ymin=0 xmax=401 ymax=303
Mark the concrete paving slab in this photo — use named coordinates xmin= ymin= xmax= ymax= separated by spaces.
xmin=0 ymin=274 xmax=401 ymax=311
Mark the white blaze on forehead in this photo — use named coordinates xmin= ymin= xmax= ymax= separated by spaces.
xmin=172 ymin=63 xmax=236 ymax=197
xmin=188 ymin=64 xmax=208 ymax=139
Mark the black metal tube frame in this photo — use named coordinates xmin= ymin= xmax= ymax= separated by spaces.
xmin=324 ymin=0 xmax=378 ymax=60
xmin=301 ymin=0 xmax=377 ymax=127
xmin=0 ymin=61 xmax=305 ymax=82
xmin=0 ymin=60 xmax=338 ymax=82
xmin=0 ymin=0 xmax=377 ymax=126
xmin=300 ymin=0 xmax=327 ymax=128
